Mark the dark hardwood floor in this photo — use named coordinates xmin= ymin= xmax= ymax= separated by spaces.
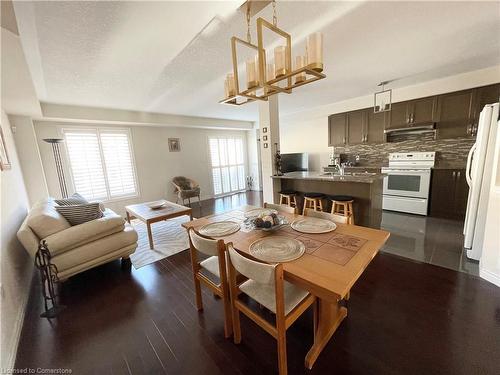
xmin=15 ymin=192 xmax=500 ymax=374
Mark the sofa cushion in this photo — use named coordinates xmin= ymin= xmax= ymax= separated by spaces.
xmin=43 ymin=210 xmax=126 ymax=255
xmin=27 ymin=199 xmax=71 ymax=238
xmin=56 ymin=203 xmax=104 ymax=226
xmin=51 ymin=224 xmax=138 ymax=272
xmin=55 ymin=192 xmax=88 ymax=206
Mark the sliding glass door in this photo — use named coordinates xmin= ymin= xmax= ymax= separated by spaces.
xmin=209 ymin=137 xmax=246 ymax=196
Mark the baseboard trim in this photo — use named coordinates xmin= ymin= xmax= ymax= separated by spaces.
xmin=480 ymin=267 xmax=500 ymax=287
xmin=6 ymin=270 xmax=34 ymax=370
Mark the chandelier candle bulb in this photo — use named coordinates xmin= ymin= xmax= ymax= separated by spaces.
xmin=274 ymin=45 xmax=287 ymax=77
xmin=306 ymin=32 xmax=324 ymax=72
xmin=295 ymin=55 xmax=306 ymax=83
xmin=267 ymin=63 xmax=276 ymax=82
xmin=226 ymin=73 xmax=236 ymax=96
xmin=246 ymin=56 xmax=259 ymax=89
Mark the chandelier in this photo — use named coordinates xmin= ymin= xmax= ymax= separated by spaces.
xmin=220 ymin=0 xmax=326 ymax=106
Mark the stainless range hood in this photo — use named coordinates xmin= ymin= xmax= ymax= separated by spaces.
xmin=384 ymin=122 xmax=436 ymax=135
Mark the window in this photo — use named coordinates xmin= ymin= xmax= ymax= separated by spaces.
xmin=209 ymin=137 xmax=246 ymax=196
xmin=63 ymin=128 xmax=138 ymax=201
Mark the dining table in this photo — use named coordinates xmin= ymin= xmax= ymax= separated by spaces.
xmin=182 ymin=204 xmax=390 ymax=369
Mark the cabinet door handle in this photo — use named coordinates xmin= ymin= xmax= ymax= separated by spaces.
xmin=457 ymin=171 xmax=461 ymax=179
xmin=452 ymin=171 xmax=456 ymax=179
xmin=343 ymin=136 xmax=346 ymax=144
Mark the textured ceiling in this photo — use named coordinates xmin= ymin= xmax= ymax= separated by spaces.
xmin=13 ymin=1 xmax=500 ymax=122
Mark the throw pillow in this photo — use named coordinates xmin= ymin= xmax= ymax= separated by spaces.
xmin=55 ymin=202 xmax=104 ymax=226
xmin=55 ymin=192 xmax=88 ymax=206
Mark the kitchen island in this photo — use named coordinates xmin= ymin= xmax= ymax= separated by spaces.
xmin=272 ymin=171 xmax=385 ymax=228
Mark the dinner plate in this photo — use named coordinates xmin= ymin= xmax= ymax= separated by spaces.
xmin=148 ymin=199 xmax=167 ymax=209
xmin=291 ymin=217 xmax=337 ymax=234
xmin=199 ymin=221 xmax=240 ymax=237
xmin=249 ymin=236 xmax=305 ymax=263
xmin=244 ymin=208 xmax=278 ymax=219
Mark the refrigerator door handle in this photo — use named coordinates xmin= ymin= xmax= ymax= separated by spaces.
xmin=465 ymin=142 xmax=476 ymax=187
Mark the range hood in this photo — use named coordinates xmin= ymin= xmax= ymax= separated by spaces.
xmin=384 ymin=122 xmax=436 ymax=135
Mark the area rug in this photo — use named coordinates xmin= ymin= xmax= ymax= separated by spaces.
xmin=129 ymin=215 xmax=191 ymax=269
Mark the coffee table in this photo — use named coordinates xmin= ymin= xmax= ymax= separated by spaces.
xmin=126 ymin=200 xmax=193 ymax=249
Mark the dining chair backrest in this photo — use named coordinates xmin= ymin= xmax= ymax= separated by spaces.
xmin=263 ymin=202 xmax=295 ymax=214
xmin=227 ymin=244 xmax=275 ymax=285
xmin=188 ymin=228 xmax=219 ymax=256
xmin=303 ymin=208 xmax=348 ymax=224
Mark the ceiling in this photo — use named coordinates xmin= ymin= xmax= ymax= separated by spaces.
xmin=12 ymin=1 xmax=500 ymax=122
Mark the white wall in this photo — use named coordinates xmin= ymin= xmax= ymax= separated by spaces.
xmin=32 ymin=121 xmax=249 ymax=215
xmin=279 ymin=65 xmax=500 ymax=170
xmin=9 ymin=115 xmax=48 ymax=205
xmin=0 ymin=110 xmax=32 ymax=370
xmin=246 ymin=125 xmax=262 ymax=191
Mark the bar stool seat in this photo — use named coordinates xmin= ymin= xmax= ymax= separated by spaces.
xmin=329 ymin=195 xmax=354 ymax=224
xmin=302 ymin=192 xmax=324 ymax=214
xmin=279 ymin=190 xmax=297 ymax=208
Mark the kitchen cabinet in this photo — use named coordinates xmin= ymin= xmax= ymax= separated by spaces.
xmin=347 ymin=110 xmax=366 ymax=145
xmin=435 ymin=90 xmax=474 ymax=139
xmin=366 ymin=109 xmax=386 ymax=143
xmin=386 ymin=97 xmax=437 ymax=129
xmin=430 ymin=169 xmax=468 ymax=220
xmin=472 ymin=84 xmax=500 ymax=134
xmin=328 ymin=113 xmax=347 ymax=146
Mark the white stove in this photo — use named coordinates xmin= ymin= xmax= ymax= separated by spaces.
xmin=381 ymin=152 xmax=436 ymax=215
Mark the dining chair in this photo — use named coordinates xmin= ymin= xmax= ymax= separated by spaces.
xmin=188 ymin=228 xmax=232 ymax=338
xmin=263 ymin=202 xmax=296 ymax=214
xmin=226 ymin=244 xmax=315 ymax=375
xmin=303 ymin=207 xmax=349 ymax=224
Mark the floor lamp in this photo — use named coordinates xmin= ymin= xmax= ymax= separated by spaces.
xmin=43 ymin=138 xmax=68 ymax=198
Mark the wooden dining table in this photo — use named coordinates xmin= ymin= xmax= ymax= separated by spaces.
xmin=182 ymin=205 xmax=390 ymax=369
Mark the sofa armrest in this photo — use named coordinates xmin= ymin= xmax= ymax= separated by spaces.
xmin=43 ymin=212 xmax=126 ymax=255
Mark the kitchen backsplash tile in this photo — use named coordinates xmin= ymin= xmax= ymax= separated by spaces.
xmin=334 ymin=134 xmax=474 ymax=167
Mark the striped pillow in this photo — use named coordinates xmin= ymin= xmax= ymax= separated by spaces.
xmin=55 ymin=193 xmax=88 ymax=206
xmin=55 ymin=203 xmax=104 ymax=226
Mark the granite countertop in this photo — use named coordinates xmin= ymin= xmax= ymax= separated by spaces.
xmin=271 ymin=171 xmax=386 ymax=184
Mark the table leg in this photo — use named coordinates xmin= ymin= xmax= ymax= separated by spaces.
xmin=305 ymin=298 xmax=347 ymax=369
xmin=147 ymin=222 xmax=154 ymax=249
xmin=126 ymin=211 xmax=131 ymax=224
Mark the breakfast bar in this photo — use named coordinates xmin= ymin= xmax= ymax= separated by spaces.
xmin=272 ymin=171 xmax=385 ymax=228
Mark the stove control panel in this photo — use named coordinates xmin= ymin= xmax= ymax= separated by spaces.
xmin=388 ymin=152 xmax=436 ymax=161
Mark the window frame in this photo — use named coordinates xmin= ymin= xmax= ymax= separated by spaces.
xmin=62 ymin=126 xmax=140 ymax=202
xmin=207 ymin=135 xmax=247 ymax=197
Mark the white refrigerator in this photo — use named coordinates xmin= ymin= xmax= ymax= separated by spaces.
xmin=464 ymin=103 xmax=499 ymax=260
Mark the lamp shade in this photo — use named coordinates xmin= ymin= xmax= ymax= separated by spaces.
xmin=306 ymin=32 xmax=323 ymax=72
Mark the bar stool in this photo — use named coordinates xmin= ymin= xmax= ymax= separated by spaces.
xmin=279 ymin=190 xmax=297 ymax=208
xmin=329 ymin=195 xmax=354 ymax=224
xmin=302 ymin=192 xmax=324 ymax=215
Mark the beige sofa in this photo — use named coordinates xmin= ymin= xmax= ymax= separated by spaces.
xmin=17 ymin=198 xmax=138 ymax=280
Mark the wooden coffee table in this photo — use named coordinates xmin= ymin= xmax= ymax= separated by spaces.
xmin=126 ymin=200 xmax=193 ymax=249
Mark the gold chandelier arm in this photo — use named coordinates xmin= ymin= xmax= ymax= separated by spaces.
xmin=246 ymin=2 xmax=252 ymax=43
xmin=272 ymin=0 xmax=277 ymax=26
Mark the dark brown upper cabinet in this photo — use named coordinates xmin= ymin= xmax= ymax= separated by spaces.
xmin=386 ymin=102 xmax=408 ymax=129
xmin=471 ymin=84 xmax=500 ymax=135
xmin=409 ymin=96 xmax=438 ymax=124
xmin=328 ymin=113 xmax=347 ymax=146
xmin=435 ymin=90 xmax=474 ymax=139
xmin=366 ymin=109 xmax=386 ymax=143
xmin=347 ymin=110 xmax=366 ymax=145
xmin=386 ymin=97 xmax=437 ymax=129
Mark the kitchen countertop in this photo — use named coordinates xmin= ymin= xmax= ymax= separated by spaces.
xmin=271 ymin=171 xmax=386 ymax=184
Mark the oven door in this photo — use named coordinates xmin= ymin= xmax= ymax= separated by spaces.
xmin=382 ymin=169 xmax=431 ymax=198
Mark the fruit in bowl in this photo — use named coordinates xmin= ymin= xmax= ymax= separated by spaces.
xmin=251 ymin=212 xmax=287 ymax=231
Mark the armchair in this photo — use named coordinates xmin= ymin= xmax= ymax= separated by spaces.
xmin=172 ymin=176 xmax=201 ymax=206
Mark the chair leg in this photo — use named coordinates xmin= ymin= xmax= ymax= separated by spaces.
xmin=276 ymin=320 xmax=288 ymax=375
xmin=302 ymin=199 xmax=307 ymax=215
xmin=232 ymin=307 xmax=242 ymax=344
xmin=194 ymin=277 xmax=203 ymax=311
xmin=318 ymin=199 xmax=323 ymax=212
xmin=221 ymin=290 xmax=233 ymax=339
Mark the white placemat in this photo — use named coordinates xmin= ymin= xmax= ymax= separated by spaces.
xmin=199 ymin=221 xmax=241 ymax=237
xmin=291 ymin=217 xmax=337 ymax=234
xmin=249 ymin=236 xmax=305 ymax=263
xmin=244 ymin=208 xmax=278 ymax=219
